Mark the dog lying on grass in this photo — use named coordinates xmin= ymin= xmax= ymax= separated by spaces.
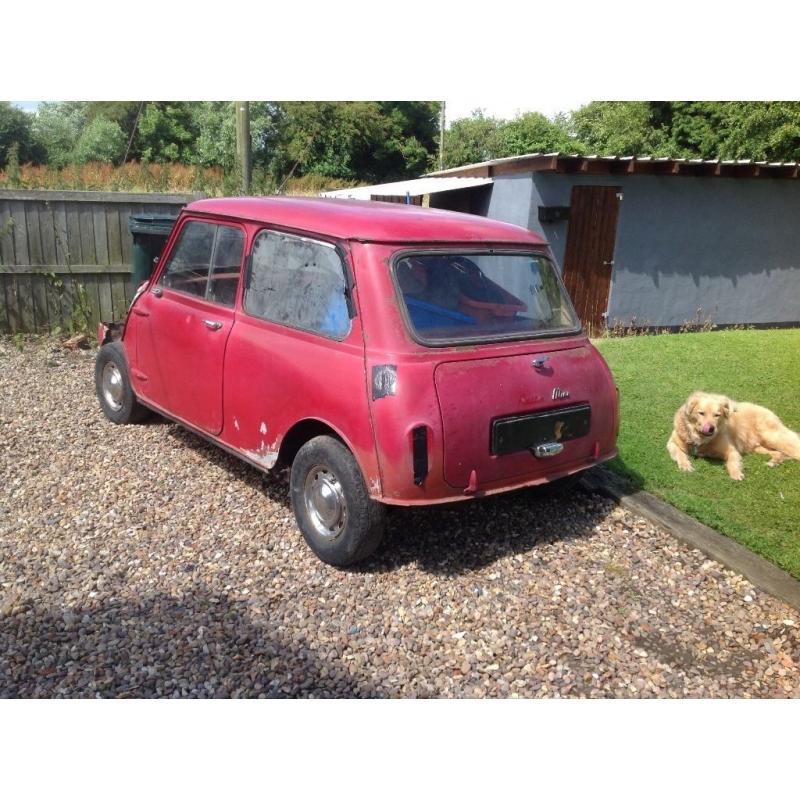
xmin=667 ymin=391 xmax=800 ymax=480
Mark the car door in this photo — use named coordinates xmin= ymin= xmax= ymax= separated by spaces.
xmin=134 ymin=218 xmax=245 ymax=435
xmin=221 ymin=229 xmax=373 ymax=469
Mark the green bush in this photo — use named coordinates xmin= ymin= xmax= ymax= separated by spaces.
xmin=73 ymin=116 xmax=127 ymax=164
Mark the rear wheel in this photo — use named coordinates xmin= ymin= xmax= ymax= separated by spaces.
xmin=94 ymin=341 xmax=150 ymax=424
xmin=290 ymin=435 xmax=385 ymax=566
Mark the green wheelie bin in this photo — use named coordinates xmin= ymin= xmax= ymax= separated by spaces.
xmin=127 ymin=214 xmax=178 ymax=290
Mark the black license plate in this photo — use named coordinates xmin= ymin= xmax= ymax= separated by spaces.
xmin=491 ymin=403 xmax=591 ymax=456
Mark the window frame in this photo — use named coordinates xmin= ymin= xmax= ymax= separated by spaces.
xmin=390 ymin=247 xmax=583 ymax=348
xmin=157 ymin=217 xmax=247 ymax=308
xmin=241 ymin=227 xmax=355 ymax=341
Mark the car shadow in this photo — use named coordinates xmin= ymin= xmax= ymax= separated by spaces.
xmin=0 ymin=585 xmax=379 ymax=699
xmin=141 ymin=412 xmax=172 ymax=426
xmin=601 ymin=455 xmax=646 ymax=492
xmin=164 ymin=423 xmax=613 ymax=578
xmin=364 ymin=485 xmax=611 ymax=576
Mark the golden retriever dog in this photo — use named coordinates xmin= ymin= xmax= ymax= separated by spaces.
xmin=667 ymin=391 xmax=800 ymax=480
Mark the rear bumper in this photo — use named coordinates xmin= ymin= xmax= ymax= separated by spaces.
xmin=377 ymin=448 xmax=617 ymax=506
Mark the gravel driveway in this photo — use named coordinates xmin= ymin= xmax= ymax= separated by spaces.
xmin=1 ymin=337 xmax=799 ymax=698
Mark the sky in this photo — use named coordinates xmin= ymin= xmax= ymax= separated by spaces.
xmin=6 ymin=2 xmax=800 ymax=123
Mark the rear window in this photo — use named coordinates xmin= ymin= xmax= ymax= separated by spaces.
xmin=393 ymin=252 xmax=580 ymax=343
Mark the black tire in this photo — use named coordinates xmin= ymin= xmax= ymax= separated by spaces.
xmin=290 ymin=435 xmax=386 ymax=566
xmin=94 ymin=341 xmax=150 ymax=424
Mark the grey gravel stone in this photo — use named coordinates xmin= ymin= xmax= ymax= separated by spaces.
xmin=1 ymin=336 xmax=799 ymax=698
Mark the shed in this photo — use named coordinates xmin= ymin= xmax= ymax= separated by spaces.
xmin=411 ymin=153 xmax=800 ymax=332
xmin=322 ymin=176 xmax=493 ymax=213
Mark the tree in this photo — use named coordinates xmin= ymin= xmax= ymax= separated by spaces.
xmin=188 ymin=101 xmax=239 ymax=171
xmin=137 ymin=103 xmax=198 ymax=163
xmin=443 ymin=110 xmax=583 ymax=169
xmin=85 ymin=101 xmax=142 ymax=132
xmin=78 ymin=102 xmax=141 ymax=157
xmin=279 ymin=101 xmax=439 ymax=182
xmin=189 ymin=101 xmax=286 ymax=175
xmin=374 ymin=101 xmax=440 ymax=177
xmin=0 ymin=102 xmax=42 ymax=167
xmin=660 ymin=101 xmax=730 ymax=159
xmin=569 ymin=101 xmax=670 ymax=156
xmin=493 ymin=111 xmax=581 ymax=158
xmin=32 ymin=101 xmax=88 ymax=167
xmin=72 ymin=115 xmax=127 ymax=164
xmin=442 ymin=110 xmax=502 ymax=168
xmin=568 ymin=101 xmax=800 ymax=162
xmin=16 ymin=101 xmax=443 ymax=181
xmin=717 ymin=102 xmax=800 ymax=161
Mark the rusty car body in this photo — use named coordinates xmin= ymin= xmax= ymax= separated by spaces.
xmin=95 ymin=197 xmax=619 ymax=565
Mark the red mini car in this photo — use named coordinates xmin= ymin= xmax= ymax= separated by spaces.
xmin=95 ymin=197 xmax=619 ymax=565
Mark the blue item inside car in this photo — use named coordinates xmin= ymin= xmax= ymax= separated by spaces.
xmin=406 ymin=297 xmax=475 ymax=329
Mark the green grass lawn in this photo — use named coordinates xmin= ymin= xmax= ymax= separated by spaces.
xmin=594 ymin=329 xmax=800 ymax=579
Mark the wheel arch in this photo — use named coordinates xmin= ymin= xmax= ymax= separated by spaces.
xmin=278 ymin=419 xmax=342 ymax=467
xmin=277 ymin=418 xmax=382 ymax=498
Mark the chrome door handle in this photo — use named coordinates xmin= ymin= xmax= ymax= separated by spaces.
xmin=533 ymin=442 xmax=564 ymax=458
xmin=203 ymin=320 xmax=223 ymax=331
xmin=151 ymin=286 xmax=163 ymax=297
xmin=532 ymin=356 xmax=550 ymax=369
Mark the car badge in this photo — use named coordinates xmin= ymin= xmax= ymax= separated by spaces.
xmin=552 ymin=387 xmax=570 ymax=400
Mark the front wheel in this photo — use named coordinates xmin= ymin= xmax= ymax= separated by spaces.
xmin=290 ymin=435 xmax=386 ymax=566
xmin=94 ymin=341 xmax=150 ymax=424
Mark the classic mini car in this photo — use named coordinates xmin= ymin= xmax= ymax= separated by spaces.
xmin=95 ymin=197 xmax=619 ymax=565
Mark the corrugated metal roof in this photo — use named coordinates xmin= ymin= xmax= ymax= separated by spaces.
xmin=321 ymin=176 xmax=493 ymax=200
xmin=426 ymin=153 xmax=800 ymax=179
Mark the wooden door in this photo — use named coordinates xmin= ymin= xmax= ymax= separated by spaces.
xmin=561 ymin=185 xmax=622 ymax=334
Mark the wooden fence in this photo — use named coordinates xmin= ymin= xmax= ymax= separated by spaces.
xmin=0 ymin=190 xmax=201 ymax=333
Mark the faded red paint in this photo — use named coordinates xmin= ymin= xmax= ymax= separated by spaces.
xmin=185 ymin=196 xmax=545 ymax=246
xmin=121 ymin=197 xmax=618 ymax=507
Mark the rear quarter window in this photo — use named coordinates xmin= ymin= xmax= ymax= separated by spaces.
xmin=243 ymin=230 xmax=351 ymax=340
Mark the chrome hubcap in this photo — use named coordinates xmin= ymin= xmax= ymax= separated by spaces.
xmin=304 ymin=466 xmax=347 ymax=539
xmin=102 ymin=362 xmax=124 ymax=411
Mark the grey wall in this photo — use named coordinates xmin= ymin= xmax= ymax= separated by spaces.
xmin=485 ymin=174 xmax=537 ymax=231
xmin=483 ymin=172 xmax=800 ymax=327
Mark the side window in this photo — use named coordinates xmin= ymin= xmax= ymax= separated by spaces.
xmin=160 ymin=220 xmax=244 ymax=307
xmin=208 ymin=225 xmax=244 ymax=308
xmin=243 ymin=230 xmax=351 ymax=339
xmin=159 ymin=221 xmax=215 ymax=298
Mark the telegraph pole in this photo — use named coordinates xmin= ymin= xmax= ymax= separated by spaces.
xmin=235 ymin=101 xmax=252 ymax=194
xmin=439 ymin=101 xmax=445 ymax=171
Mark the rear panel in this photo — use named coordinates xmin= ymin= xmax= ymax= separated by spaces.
xmin=355 ymin=243 xmax=618 ymax=503
xmin=434 ymin=344 xmax=615 ymax=488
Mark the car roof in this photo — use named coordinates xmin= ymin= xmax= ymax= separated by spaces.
xmin=185 ymin=196 xmax=547 ymax=246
